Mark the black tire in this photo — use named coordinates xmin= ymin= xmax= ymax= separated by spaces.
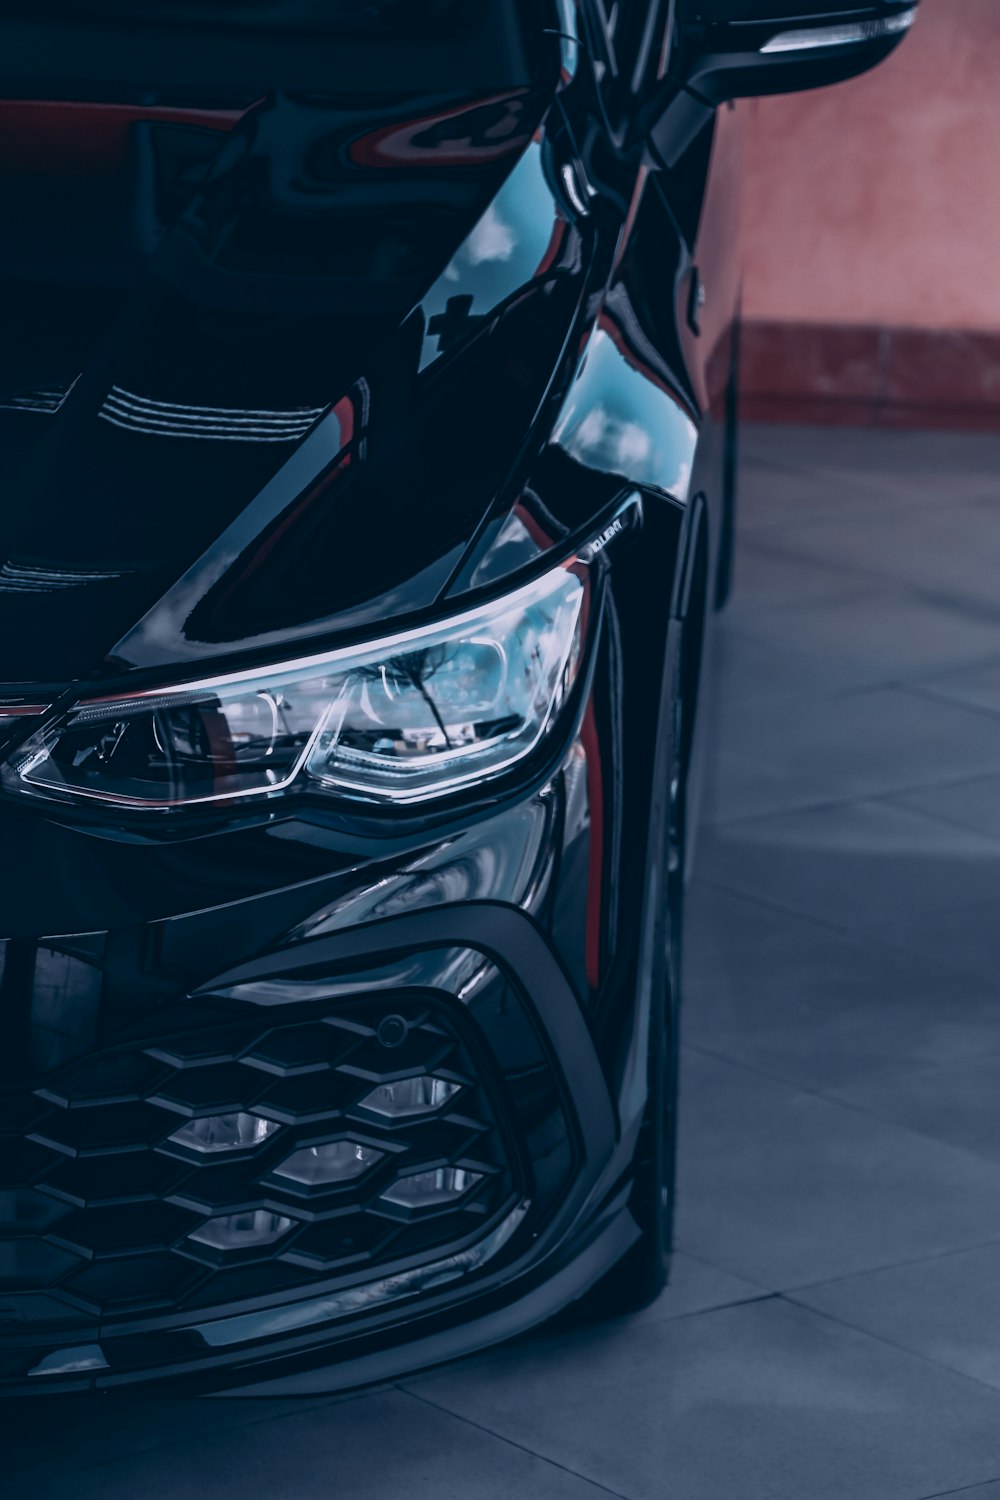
xmin=574 ymin=622 xmax=688 ymax=1319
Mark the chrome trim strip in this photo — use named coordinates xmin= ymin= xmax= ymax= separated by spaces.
xmin=104 ymin=388 xmax=327 ymax=420
xmin=0 ymin=561 xmax=125 ymax=594
xmin=0 ymin=377 xmax=79 ymax=414
xmin=98 ymin=386 xmax=326 ymax=441
xmin=98 ymin=411 xmax=317 ymax=441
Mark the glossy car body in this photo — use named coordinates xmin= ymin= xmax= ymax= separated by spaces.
xmin=0 ymin=0 xmax=914 ymax=1394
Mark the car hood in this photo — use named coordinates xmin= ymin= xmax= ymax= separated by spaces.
xmin=0 ymin=83 xmax=587 ymax=687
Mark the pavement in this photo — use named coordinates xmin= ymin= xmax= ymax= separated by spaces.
xmin=11 ymin=422 xmax=1000 ymax=1499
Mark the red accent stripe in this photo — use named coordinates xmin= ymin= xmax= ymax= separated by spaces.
xmin=534 ymin=216 xmax=568 ymax=279
xmin=0 ymin=100 xmax=246 ymax=175
xmin=579 ymin=697 xmax=604 ymax=993
xmin=348 ymin=90 xmax=532 ymax=170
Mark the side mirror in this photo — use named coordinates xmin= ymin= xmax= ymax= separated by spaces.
xmin=647 ymin=0 xmax=919 ymax=167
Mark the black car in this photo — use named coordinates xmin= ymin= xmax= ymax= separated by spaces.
xmin=0 ymin=0 xmax=916 ymax=1395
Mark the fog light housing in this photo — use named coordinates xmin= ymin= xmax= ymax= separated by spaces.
xmin=381 ymin=1167 xmax=483 ymax=1210
xmin=274 ymin=1140 xmax=384 ymax=1186
xmin=168 ymin=1112 xmax=280 ymax=1154
xmin=189 ymin=1209 xmax=293 ymax=1250
xmin=359 ymin=1076 xmax=461 ymax=1119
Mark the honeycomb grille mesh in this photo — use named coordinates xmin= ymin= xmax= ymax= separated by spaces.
xmin=0 ymin=990 xmax=518 ymax=1336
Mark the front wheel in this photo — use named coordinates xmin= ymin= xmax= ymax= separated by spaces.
xmin=577 ymin=638 xmax=687 ymax=1317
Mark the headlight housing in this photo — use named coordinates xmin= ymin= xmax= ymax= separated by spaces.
xmin=2 ymin=562 xmax=587 ymax=812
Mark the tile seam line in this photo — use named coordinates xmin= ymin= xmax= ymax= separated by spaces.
xmin=779 ymin=1232 xmax=1000 ymax=1298
xmin=874 ymin=797 xmax=1000 ymax=845
xmin=739 ymin=481 xmax=984 ymax=516
xmin=883 ymin=582 xmax=1000 ymax=629
xmin=691 ymin=868 xmax=1000 ymax=992
xmin=670 ymin=1245 xmax=774 ymax=1292
xmin=739 ymin=451 xmax=921 ymax=496
xmin=395 ymin=1383 xmax=636 ymax=1500
xmin=726 ymin=600 xmax=1000 ymax=648
xmin=704 ymin=768 xmax=1000 ymax=839
xmin=616 ymin=1290 xmax=776 ymax=1330
xmin=737 ymin=491 xmax=1000 ymax=540
xmin=712 ymin=666 xmax=909 ymax=705
xmin=875 ymin=649 xmax=1000 ymax=694
xmin=690 ymin=869 xmax=997 ymax=983
xmin=916 ymin=1478 xmax=1000 ymax=1500
xmin=682 ymin=1039 xmax=1000 ymax=1204
xmin=711 ymin=658 xmax=1000 ymax=707
xmin=729 ymin=528 xmax=1000 ymax=593
xmin=776 ymin=1291 xmax=1000 ymax=1409
xmin=741 ymin=456 xmax=1000 ymax=490
xmin=738 ymin=444 xmax=1000 ymax=476
xmin=736 ymin=551 xmax=1000 ymax=605
xmin=729 ymin=669 xmax=1000 ymax=711
xmin=731 ymin=471 xmax=995 ymax=501
xmin=900 ymin=680 xmax=1000 ymax=726
xmin=728 ymin=540 xmax=905 ymax=585
xmin=690 ymin=864 xmax=918 ymax=944
xmin=758 ymin=1041 xmax=1000 ymax=1169
xmin=0 ymin=1387 xmax=373 ymax=1480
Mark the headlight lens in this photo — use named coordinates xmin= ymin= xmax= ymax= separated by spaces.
xmin=3 ymin=563 xmax=586 ymax=810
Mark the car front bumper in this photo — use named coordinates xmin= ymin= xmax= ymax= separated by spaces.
xmin=0 ymin=498 xmax=682 ymax=1395
xmin=0 ymin=797 xmax=644 ymax=1396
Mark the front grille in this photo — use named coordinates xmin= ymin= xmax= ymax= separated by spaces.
xmin=0 ymin=988 xmax=520 ymax=1343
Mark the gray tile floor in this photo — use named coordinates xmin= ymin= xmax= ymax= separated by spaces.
xmin=12 ymin=423 xmax=1000 ymax=1498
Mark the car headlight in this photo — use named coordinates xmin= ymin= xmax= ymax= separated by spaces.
xmin=2 ymin=561 xmax=587 ymax=811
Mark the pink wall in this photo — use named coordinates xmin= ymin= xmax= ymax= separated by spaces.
xmin=741 ymin=0 xmax=1000 ymax=332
